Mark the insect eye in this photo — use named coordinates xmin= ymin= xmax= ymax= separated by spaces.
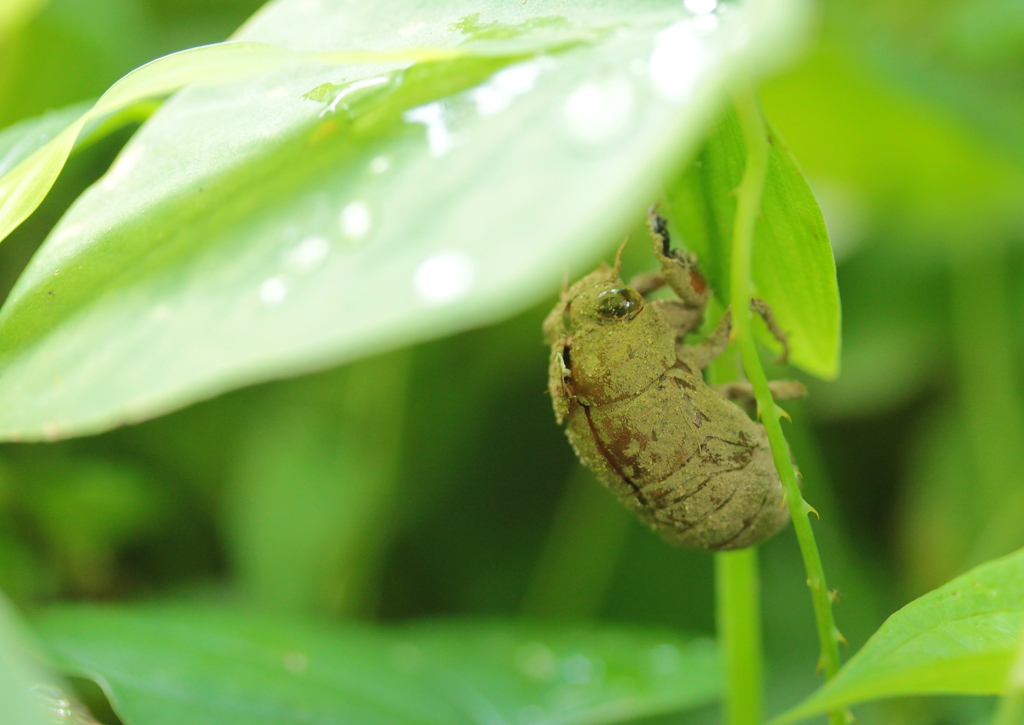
xmin=596 ymin=287 xmax=644 ymax=320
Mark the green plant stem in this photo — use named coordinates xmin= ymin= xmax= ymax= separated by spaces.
xmin=708 ymin=327 xmax=764 ymax=725
xmin=716 ymin=548 xmax=763 ymax=725
xmin=730 ymin=90 xmax=844 ymax=725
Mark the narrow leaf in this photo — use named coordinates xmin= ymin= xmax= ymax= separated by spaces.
xmin=0 ymin=103 xmax=89 ymax=180
xmin=0 ymin=42 xmax=305 ymax=247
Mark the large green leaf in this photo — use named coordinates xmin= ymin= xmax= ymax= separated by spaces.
xmin=0 ymin=594 xmax=53 ymax=725
xmin=0 ymin=0 xmax=808 ymax=441
xmin=773 ymin=547 xmax=1024 ymax=723
xmin=37 ymin=606 xmax=720 ymax=725
xmin=665 ymin=105 xmax=840 ymax=379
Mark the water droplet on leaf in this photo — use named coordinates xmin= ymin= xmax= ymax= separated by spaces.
xmin=286 ymin=235 xmax=329 ymax=273
xmin=414 ymin=252 xmax=474 ymax=303
xmin=339 ymin=201 xmax=372 ymax=241
xmin=259 ymin=276 xmax=288 ymax=307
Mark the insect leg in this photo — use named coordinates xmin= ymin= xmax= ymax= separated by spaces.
xmin=646 ymin=206 xmax=710 ymax=309
xmin=684 ymin=299 xmax=791 ymax=368
xmin=679 ymin=308 xmax=732 ymax=369
xmin=750 ymin=297 xmax=790 ymax=362
xmin=628 ymin=269 xmax=666 ymax=296
xmin=716 ymin=380 xmax=807 ymax=409
xmin=653 ymin=299 xmax=704 ymax=342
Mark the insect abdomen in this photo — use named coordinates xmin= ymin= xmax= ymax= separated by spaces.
xmin=564 ymin=369 xmax=789 ymax=551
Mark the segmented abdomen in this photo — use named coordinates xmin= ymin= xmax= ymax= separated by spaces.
xmin=564 ymin=367 xmax=789 ymax=551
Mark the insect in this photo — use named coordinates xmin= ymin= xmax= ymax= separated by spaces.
xmin=543 ymin=208 xmax=805 ymax=551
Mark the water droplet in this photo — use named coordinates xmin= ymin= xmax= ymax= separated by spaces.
xmin=649 ymin=643 xmax=682 ymax=674
xmin=283 ymin=651 xmax=309 ymax=674
xmin=30 ymin=684 xmax=92 ymax=723
xmin=369 ymin=155 xmax=391 ymax=174
xmin=339 ymin=201 xmax=372 ymax=241
xmin=561 ymin=653 xmax=593 ymax=684
xmin=100 ymin=142 xmax=145 ymax=191
xmin=404 ymin=101 xmax=456 ymax=157
xmin=515 ymin=642 xmax=557 ymax=681
xmin=321 ymin=76 xmax=391 ymax=117
xmin=398 ymin=20 xmax=426 ymax=38
xmin=563 ymin=75 xmax=636 ymax=145
xmin=649 ymin=21 xmax=708 ymax=101
xmin=471 ymin=60 xmax=545 ymax=117
xmin=684 ymin=0 xmax=718 ymax=14
xmin=259 ymin=275 xmax=288 ymax=308
xmin=414 ymin=252 xmax=474 ymax=304
xmin=286 ymin=235 xmax=329 ymax=273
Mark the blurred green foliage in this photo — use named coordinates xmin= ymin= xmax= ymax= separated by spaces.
xmin=0 ymin=0 xmax=1023 ymax=723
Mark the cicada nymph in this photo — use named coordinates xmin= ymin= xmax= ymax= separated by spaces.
xmin=543 ymin=209 xmax=804 ymax=551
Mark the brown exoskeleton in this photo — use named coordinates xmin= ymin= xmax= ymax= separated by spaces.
xmin=543 ymin=208 xmax=805 ymax=551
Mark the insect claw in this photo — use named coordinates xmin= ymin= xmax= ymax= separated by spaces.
xmin=613 ymin=236 xmax=630 ymax=274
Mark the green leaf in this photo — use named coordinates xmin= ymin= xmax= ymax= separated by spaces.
xmin=0 ymin=594 xmax=53 ymax=725
xmin=665 ymin=104 xmax=840 ymax=379
xmin=0 ymin=40 xmax=315 ymax=249
xmin=0 ymin=0 xmax=48 ymax=43
xmin=37 ymin=605 xmax=720 ymax=725
xmin=0 ymin=103 xmax=89 ymax=179
xmin=773 ymin=547 xmax=1024 ymax=724
xmin=0 ymin=0 xmax=809 ymax=441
